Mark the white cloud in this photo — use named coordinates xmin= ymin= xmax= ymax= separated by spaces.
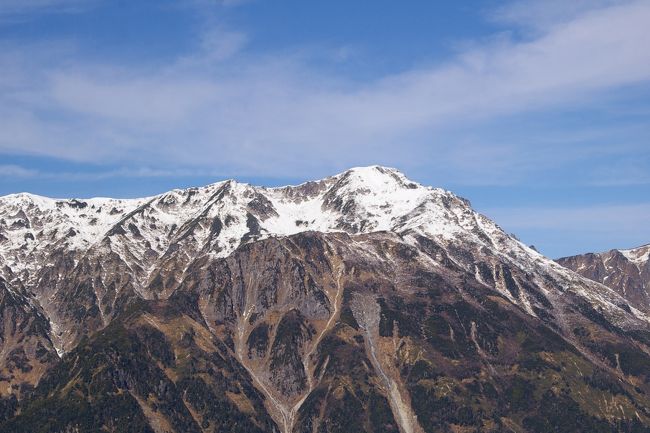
xmin=220 ymin=0 xmax=251 ymax=6
xmin=0 ymin=164 xmax=39 ymax=177
xmin=490 ymin=0 xmax=629 ymax=30
xmin=0 ymin=164 xmax=226 ymax=181
xmin=198 ymin=28 xmax=248 ymax=61
xmin=587 ymin=156 xmax=650 ymax=186
xmin=0 ymin=0 xmax=649 ymax=181
xmin=49 ymin=73 xmax=221 ymax=125
xmin=0 ymin=0 xmax=99 ymax=16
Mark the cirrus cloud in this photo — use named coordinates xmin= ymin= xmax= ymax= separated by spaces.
xmin=0 ymin=0 xmax=649 ymax=183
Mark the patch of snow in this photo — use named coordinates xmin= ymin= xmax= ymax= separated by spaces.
xmin=620 ymin=244 xmax=650 ymax=266
xmin=2 ymin=165 xmax=648 ymax=331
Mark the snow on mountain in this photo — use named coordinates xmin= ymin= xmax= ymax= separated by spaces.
xmin=0 ymin=166 xmax=647 ymax=330
xmin=0 ymin=193 xmax=143 ymax=279
xmin=558 ymin=243 xmax=650 ymax=313
xmin=620 ymin=244 xmax=650 ymax=267
xmin=1 ymin=166 xmax=441 ymax=282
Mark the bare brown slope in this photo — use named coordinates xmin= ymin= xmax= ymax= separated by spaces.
xmin=558 ymin=244 xmax=650 ymax=313
xmin=4 ymin=231 xmax=650 ymax=432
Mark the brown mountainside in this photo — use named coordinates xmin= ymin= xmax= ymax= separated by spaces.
xmin=1 ymin=167 xmax=650 ymax=433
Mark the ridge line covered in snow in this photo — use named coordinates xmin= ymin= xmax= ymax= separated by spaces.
xmin=1 ymin=165 xmax=647 ymax=330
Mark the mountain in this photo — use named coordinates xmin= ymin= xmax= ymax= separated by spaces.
xmin=558 ymin=244 xmax=650 ymax=313
xmin=1 ymin=166 xmax=650 ymax=433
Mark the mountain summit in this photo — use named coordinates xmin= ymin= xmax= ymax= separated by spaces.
xmin=1 ymin=167 xmax=650 ymax=433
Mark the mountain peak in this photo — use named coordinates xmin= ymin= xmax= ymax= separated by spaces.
xmin=3 ymin=167 xmax=650 ymax=433
xmin=341 ymin=164 xmax=400 ymax=176
xmin=337 ymin=165 xmax=421 ymax=189
xmin=0 ymin=167 xmax=474 ymax=288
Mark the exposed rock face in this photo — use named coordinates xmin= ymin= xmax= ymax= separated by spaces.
xmin=0 ymin=277 xmax=57 ymax=400
xmin=1 ymin=166 xmax=650 ymax=433
xmin=558 ymin=244 xmax=650 ymax=313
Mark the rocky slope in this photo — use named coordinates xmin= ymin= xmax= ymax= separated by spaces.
xmin=558 ymin=244 xmax=650 ymax=313
xmin=1 ymin=166 xmax=650 ymax=433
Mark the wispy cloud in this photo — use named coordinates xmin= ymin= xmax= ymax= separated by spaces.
xmin=0 ymin=0 xmax=99 ymax=16
xmin=0 ymin=164 xmax=229 ymax=181
xmin=0 ymin=164 xmax=39 ymax=177
xmin=489 ymin=0 xmax=627 ymax=30
xmin=587 ymin=156 xmax=650 ymax=186
xmin=0 ymin=0 xmax=649 ymax=182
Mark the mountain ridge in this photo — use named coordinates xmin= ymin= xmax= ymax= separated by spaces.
xmin=1 ymin=166 xmax=650 ymax=433
xmin=558 ymin=243 xmax=650 ymax=313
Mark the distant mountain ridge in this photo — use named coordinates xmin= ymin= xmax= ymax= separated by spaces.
xmin=1 ymin=166 xmax=650 ymax=433
xmin=558 ymin=244 xmax=650 ymax=313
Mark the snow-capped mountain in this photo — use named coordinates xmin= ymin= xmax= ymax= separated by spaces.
xmin=1 ymin=166 xmax=650 ymax=433
xmin=1 ymin=166 xmax=638 ymax=315
xmin=558 ymin=244 xmax=650 ymax=313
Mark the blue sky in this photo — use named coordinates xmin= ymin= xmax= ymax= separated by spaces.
xmin=0 ymin=0 xmax=649 ymax=258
